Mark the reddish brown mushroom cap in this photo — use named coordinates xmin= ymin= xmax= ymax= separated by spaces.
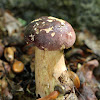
xmin=24 ymin=16 xmax=76 ymax=51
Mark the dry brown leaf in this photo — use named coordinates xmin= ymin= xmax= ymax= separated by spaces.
xmin=77 ymin=32 xmax=100 ymax=56
xmin=78 ymin=84 xmax=97 ymax=100
xmin=4 ymin=12 xmax=22 ymax=36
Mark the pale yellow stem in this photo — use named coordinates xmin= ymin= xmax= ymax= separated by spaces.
xmin=35 ymin=47 xmax=67 ymax=100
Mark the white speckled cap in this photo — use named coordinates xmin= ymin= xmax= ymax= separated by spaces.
xmin=24 ymin=16 xmax=76 ymax=51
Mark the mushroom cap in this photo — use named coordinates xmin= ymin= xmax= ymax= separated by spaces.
xmin=12 ymin=61 xmax=24 ymax=73
xmin=24 ymin=16 xmax=76 ymax=51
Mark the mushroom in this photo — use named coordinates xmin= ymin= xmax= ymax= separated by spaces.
xmin=24 ymin=16 xmax=76 ymax=99
xmin=4 ymin=47 xmax=16 ymax=62
xmin=12 ymin=60 xmax=24 ymax=73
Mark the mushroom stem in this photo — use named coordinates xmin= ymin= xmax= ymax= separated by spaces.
xmin=35 ymin=47 xmax=67 ymax=98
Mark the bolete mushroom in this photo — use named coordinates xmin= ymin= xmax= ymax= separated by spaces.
xmin=12 ymin=60 xmax=24 ymax=73
xmin=24 ymin=16 xmax=76 ymax=99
